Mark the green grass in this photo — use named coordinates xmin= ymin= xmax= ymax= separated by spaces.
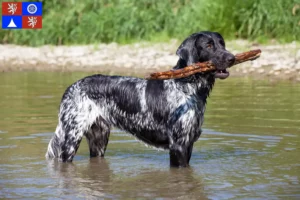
xmin=0 ymin=0 xmax=299 ymax=46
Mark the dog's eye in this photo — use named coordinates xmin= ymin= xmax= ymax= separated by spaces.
xmin=207 ymin=44 xmax=212 ymax=49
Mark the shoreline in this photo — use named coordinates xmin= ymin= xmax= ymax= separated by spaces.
xmin=0 ymin=40 xmax=299 ymax=82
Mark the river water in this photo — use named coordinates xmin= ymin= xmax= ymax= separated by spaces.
xmin=0 ymin=72 xmax=299 ymax=199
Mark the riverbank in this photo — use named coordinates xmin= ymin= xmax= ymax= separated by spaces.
xmin=0 ymin=40 xmax=299 ymax=81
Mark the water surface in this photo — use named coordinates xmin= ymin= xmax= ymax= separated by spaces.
xmin=0 ymin=72 xmax=299 ymax=199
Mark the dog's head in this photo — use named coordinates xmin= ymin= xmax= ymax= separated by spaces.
xmin=175 ymin=31 xmax=235 ymax=79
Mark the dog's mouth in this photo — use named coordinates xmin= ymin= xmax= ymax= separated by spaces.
xmin=214 ymin=69 xmax=230 ymax=79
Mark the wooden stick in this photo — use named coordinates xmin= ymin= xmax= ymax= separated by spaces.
xmin=145 ymin=49 xmax=261 ymax=80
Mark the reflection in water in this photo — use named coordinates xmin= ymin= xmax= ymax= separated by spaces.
xmin=0 ymin=72 xmax=299 ymax=199
xmin=47 ymin=158 xmax=111 ymax=198
xmin=46 ymin=158 xmax=207 ymax=199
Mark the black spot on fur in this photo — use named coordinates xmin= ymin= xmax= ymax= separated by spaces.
xmin=169 ymin=103 xmax=189 ymax=125
xmin=145 ymin=80 xmax=169 ymax=123
xmin=82 ymin=75 xmax=141 ymax=115
xmin=110 ymin=80 xmax=141 ymax=115
xmin=135 ymin=128 xmax=169 ymax=149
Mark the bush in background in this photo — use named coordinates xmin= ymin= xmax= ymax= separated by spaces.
xmin=0 ymin=0 xmax=299 ymax=46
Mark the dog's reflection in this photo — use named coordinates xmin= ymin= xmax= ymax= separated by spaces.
xmin=47 ymin=158 xmax=208 ymax=199
xmin=47 ymin=158 xmax=111 ymax=198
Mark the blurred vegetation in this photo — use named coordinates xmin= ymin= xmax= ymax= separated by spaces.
xmin=0 ymin=0 xmax=299 ymax=46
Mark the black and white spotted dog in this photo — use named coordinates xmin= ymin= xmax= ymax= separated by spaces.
xmin=46 ymin=31 xmax=235 ymax=167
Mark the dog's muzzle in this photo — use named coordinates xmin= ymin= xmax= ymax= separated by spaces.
xmin=214 ymin=69 xmax=230 ymax=79
xmin=213 ymin=53 xmax=235 ymax=80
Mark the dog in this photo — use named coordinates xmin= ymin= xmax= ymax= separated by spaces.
xmin=46 ymin=31 xmax=235 ymax=167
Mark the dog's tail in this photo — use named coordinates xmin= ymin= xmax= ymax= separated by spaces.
xmin=45 ymin=79 xmax=103 ymax=160
xmin=45 ymin=124 xmax=63 ymax=159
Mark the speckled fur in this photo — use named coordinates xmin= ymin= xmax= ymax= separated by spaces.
xmin=46 ymin=31 xmax=235 ymax=167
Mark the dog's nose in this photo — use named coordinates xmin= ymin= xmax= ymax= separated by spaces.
xmin=227 ymin=55 xmax=235 ymax=65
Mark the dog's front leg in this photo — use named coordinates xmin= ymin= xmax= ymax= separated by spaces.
xmin=187 ymin=142 xmax=194 ymax=164
xmin=167 ymin=127 xmax=193 ymax=167
xmin=169 ymin=143 xmax=192 ymax=167
xmin=169 ymin=143 xmax=188 ymax=167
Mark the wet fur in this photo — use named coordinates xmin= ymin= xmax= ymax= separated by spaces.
xmin=46 ymin=31 xmax=235 ymax=167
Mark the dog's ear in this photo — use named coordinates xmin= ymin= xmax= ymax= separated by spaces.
xmin=175 ymin=34 xmax=201 ymax=68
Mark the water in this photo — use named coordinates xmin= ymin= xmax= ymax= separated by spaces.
xmin=0 ymin=72 xmax=299 ymax=199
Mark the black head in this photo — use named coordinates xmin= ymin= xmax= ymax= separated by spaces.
xmin=174 ymin=31 xmax=235 ymax=79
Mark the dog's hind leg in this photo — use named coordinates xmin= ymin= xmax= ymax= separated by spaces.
xmin=85 ymin=118 xmax=111 ymax=157
xmin=60 ymin=130 xmax=84 ymax=162
xmin=46 ymin=91 xmax=101 ymax=162
xmin=46 ymin=122 xmax=85 ymax=162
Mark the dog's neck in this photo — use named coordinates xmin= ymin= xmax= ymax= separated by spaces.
xmin=173 ymin=58 xmax=188 ymax=70
xmin=173 ymin=59 xmax=215 ymax=103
